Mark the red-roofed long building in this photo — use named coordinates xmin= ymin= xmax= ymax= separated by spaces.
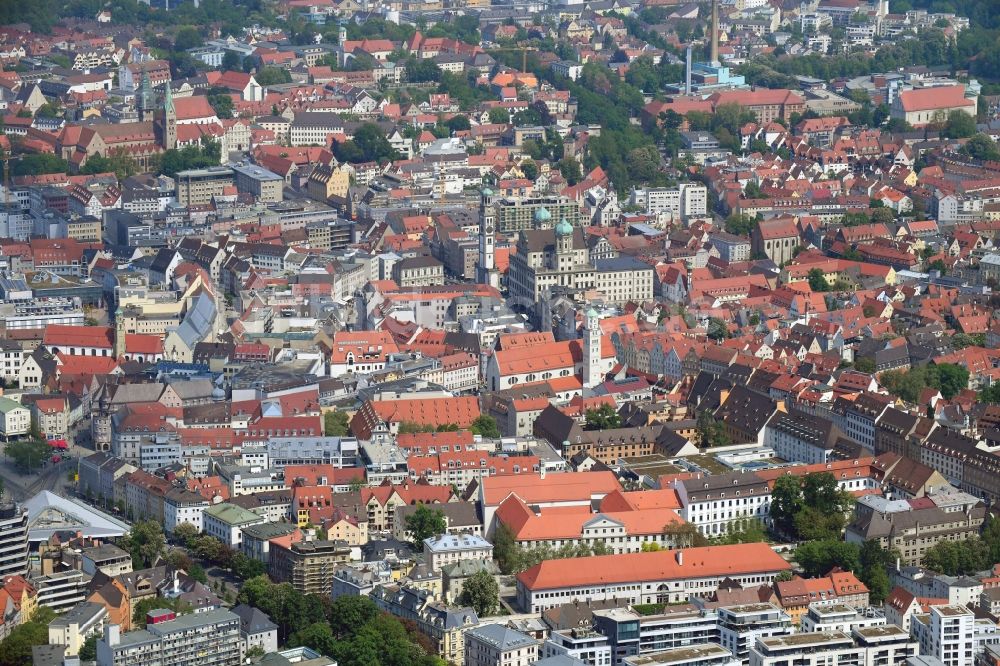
xmin=515 ymin=542 xmax=791 ymax=612
xmin=890 ymin=85 xmax=976 ymax=128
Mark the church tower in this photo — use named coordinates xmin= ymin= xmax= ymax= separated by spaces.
xmin=555 ymin=216 xmax=573 ymax=256
xmin=477 ymin=186 xmax=499 ymax=288
xmin=137 ymin=70 xmax=155 ymax=122
xmin=158 ymin=82 xmax=177 ymax=150
xmin=582 ymin=307 xmax=601 ymax=389
xmin=114 ymin=308 xmax=126 ymax=359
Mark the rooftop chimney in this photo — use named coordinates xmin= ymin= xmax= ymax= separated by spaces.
xmin=676 ymin=550 xmax=684 ymax=565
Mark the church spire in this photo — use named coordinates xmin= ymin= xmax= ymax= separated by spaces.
xmin=159 ymin=81 xmax=177 ymax=150
xmin=137 ymin=69 xmax=154 ymax=122
xmin=163 ymin=81 xmax=175 ymax=116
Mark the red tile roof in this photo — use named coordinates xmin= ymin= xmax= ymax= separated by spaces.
xmin=517 ymin=542 xmax=791 ymax=590
xmin=44 ymin=324 xmax=113 ymax=349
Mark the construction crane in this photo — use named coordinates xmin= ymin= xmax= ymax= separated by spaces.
xmin=486 ymin=46 xmax=538 ymax=73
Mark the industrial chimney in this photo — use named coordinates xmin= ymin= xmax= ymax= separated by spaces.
xmin=710 ymin=0 xmax=720 ymax=66
xmin=685 ymin=44 xmax=693 ymax=96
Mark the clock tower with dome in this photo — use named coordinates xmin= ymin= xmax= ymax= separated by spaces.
xmin=477 ymin=186 xmax=500 ymax=289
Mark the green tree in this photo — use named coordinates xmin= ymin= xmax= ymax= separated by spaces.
xmin=446 ymin=115 xmax=471 ymax=133
xmin=174 ymin=26 xmax=204 ymax=51
xmin=923 ymin=538 xmax=989 ymax=575
xmin=0 ymin=606 xmax=55 ymax=666
xmin=404 ymin=503 xmax=446 ymax=546
xmin=324 ymin=410 xmax=350 ymax=436
xmin=724 ymin=213 xmax=756 ymax=236
xmin=695 ymin=410 xmax=729 ymax=448
xmin=795 ymin=539 xmax=861 ymax=577
xmin=188 ymin=562 xmax=208 ymax=584
xmin=962 ymin=133 xmax=1000 ymax=162
xmin=172 ymin=522 xmax=199 ymax=547
xmin=81 ymin=150 xmax=137 ymax=180
xmin=459 ymin=569 xmax=500 ymax=616
xmin=255 ymin=67 xmax=292 ymax=86
xmin=520 ymin=160 xmax=539 ymax=181
xmin=770 ymin=474 xmax=804 ymax=538
xmin=871 ymin=207 xmax=895 ymax=225
xmin=5 ymin=439 xmax=50 ymax=472
xmin=348 ymin=123 xmax=398 ymax=164
xmin=207 ymin=93 xmax=234 ymax=119
xmin=132 ymin=597 xmax=191 ymax=627
xmin=933 ymin=363 xmax=969 ymax=398
xmin=79 ymin=633 xmax=98 ymax=661
xmin=584 ymin=404 xmax=621 ymax=430
xmin=663 ymin=521 xmax=709 ymax=548
xmin=222 ymin=50 xmax=241 ymax=72
xmin=34 ymin=102 xmax=61 ymax=118
xmin=492 ymin=523 xmax=521 ymax=574
xmin=859 ymin=539 xmax=897 ymax=605
xmin=487 ymin=107 xmax=510 ymax=124
xmin=120 ymin=520 xmax=166 ymax=569
xmin=707 ymin=317 xmax=729 ymax=342
xmin=470 ymin=415 xmax=501 ymax=438
xmin=928 ymin=259 xmax=947 ymax=275
xmin=553 ymin=157 xmax=579 ymax=186
xmin=12 ymin=153 xmax=67 ymax=176
xmin=291 ymin=622 xmax=337 ymax=657
xmin=944 ymin=110 xmax=977 ymax=139
xmin=808 ymin=268 xmax=830 ymax=292
xmin=715 ymin=517 xmax=767 ymax=545
xmin=405 ymin=57 xmax=442 ymax=83
xmin=854 ymin=357 xmax=876 ymax=374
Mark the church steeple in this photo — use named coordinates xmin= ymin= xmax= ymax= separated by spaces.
xmin=159 ymin=82 xmax=177 ymax=150
xmin=137 ymin=70 xmax=154 ymax=122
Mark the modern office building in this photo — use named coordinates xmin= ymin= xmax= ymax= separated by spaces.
xmin=96 ymin=608 xmax=243 ymax=666
xmin=717 ymin=604 xmax=794 ymax=664
xmin=623 ymin=644 xmax=739 ymax=666
xmin=0 ymin=503 xmax=29 ymax=577
xmin=231 ymin=163 xmax=283 ymax=203
xmin=912 ymin=605 xmax=974 ymax=666
xmin=591 ymin=605 xmax=720 ymax=666
xmin=174 ymin=166 xmax=235 ymax=206
xmin=35 ymin=570 xmax=91 ymax=614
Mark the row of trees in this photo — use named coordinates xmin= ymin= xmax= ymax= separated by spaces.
xmin=173 ymin=522 xmax=266 ymax=580
xmin=795 ymin=539 xmax=896 ymax=605
xmin=492 ymin=523 xmax=612 ymax=574
xmin=879 ymin=363 xmax=970 ymax=402
xmin=921 ymin=515 xmax=1000 ymax=575
xmin=0 ymin=606 xmax=56 ymax=666
xmin=240 ymin=578 xmax=445 ymax=666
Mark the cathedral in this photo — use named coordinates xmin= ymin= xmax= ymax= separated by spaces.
xmin=56 ymin=70 xmax=176 ymax=171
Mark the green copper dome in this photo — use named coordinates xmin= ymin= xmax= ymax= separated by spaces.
xmin=535 ymin=207 xmax=552 ymax=223
xmin=555 ymin=217 xmax=573 ymax=236
xmin=481 ymin=186 xmax=493 ymax=197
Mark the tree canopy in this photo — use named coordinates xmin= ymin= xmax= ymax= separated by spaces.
xmin=404 ymin=503 xmax=446 ymax=546
xmin=880 ymin=363 xmax=969 ymax=402
xmin=459 ymin=569 xmax=500 ymax=617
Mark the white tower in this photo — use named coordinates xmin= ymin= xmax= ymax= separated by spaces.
xmin=478 ymin=186 xmax=499 ymax=288
xmin=583 ymin=307 xmax=601 ymax=389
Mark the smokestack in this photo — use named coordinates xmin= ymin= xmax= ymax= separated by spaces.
xmin=676 ymin=550 xmax=684 ymax=565
xmin=711 ymin=0 xmax=720 ymax=66
xmin=685 ymin=45 xmax=693 ymax=95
